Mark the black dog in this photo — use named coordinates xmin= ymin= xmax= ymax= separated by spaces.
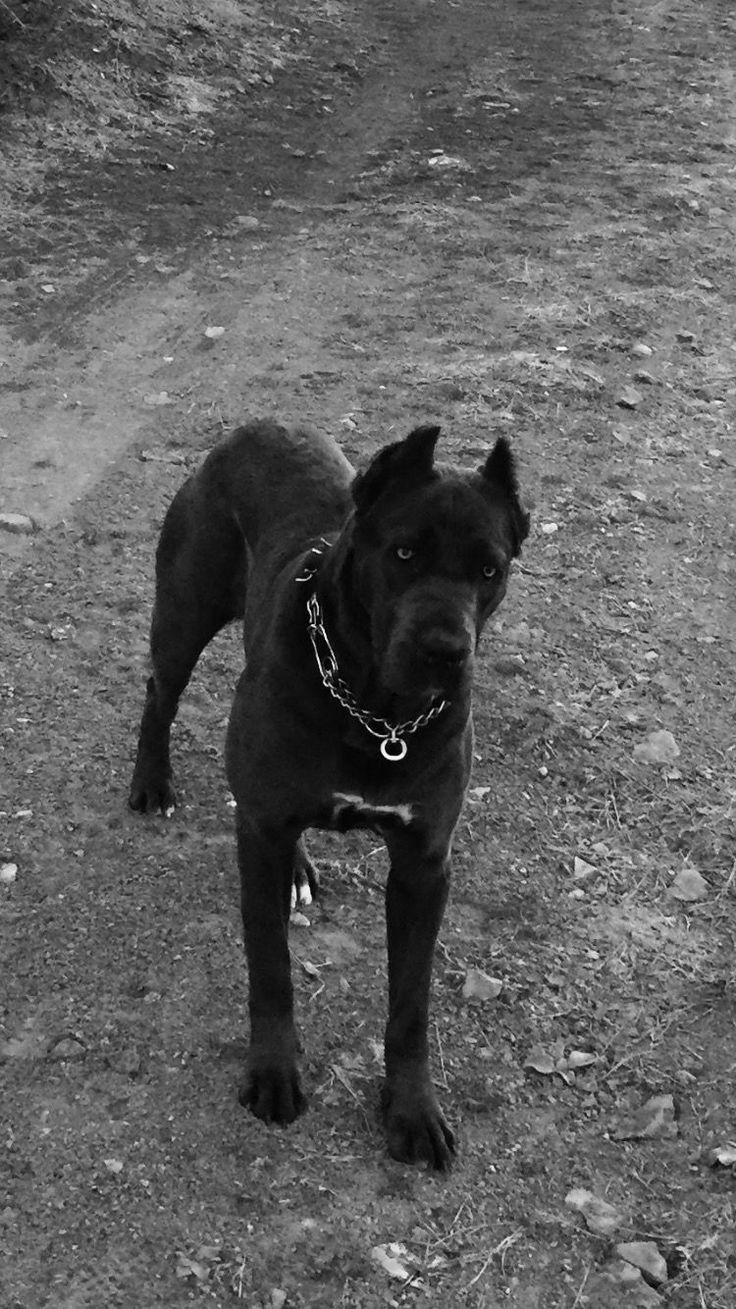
xmin=130 ymin=419 xmax=529 ymax=1169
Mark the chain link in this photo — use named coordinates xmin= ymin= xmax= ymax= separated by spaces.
xmin=305 ymin=591 xmax=447 ymax=761
xmin=294 ymin=538 xmax=333 ymax=583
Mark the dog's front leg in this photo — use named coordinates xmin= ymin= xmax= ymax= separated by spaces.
xmin=381 ymin=830 xmax=455 ymax=1171
xmin=236 ymin=813 xmax=306 ymax=1126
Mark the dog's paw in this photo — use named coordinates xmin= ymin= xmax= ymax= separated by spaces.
xmin=128 ymin=772 xmax=177 ymax=817
xmin=291 ymin=861 xmax=319 ymax=909
xmin=291 ymin=845 xmax=319 ymax=909
xmin=239 ymin=1058 xmax=306 ymax=1125
xmin=381 ymin=1081 xmax=456 ymax=1171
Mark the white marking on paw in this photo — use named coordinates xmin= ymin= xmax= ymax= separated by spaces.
xmin=291 ymin=877 xmax=313 ymax=910
xmin=297 ymin=879 xmax=313 ymax=907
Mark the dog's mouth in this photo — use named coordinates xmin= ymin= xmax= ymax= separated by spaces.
xmin=380 ymin=630 xmax=473 ymax=701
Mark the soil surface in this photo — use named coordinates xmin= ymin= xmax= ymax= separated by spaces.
xmin=2 ymin=1 xmax=735 ymax=1306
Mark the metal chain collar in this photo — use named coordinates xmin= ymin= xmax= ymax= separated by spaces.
xmin=304 ymin=589 xmax=447 ymax=762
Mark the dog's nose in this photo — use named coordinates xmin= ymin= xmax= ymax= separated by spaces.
xmin=419 ymin=630 xmax=470 ymax=672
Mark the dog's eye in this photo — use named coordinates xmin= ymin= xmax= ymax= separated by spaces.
xmin=395 ymin=546 xmax=415 ymax=561
xmin=483 ymin=565 xmax=498 ymax=580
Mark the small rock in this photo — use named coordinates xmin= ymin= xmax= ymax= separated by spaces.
xmin=0 ymin=862 xmax=18 ymax=884
xmin=633 ymin=370 xmax=655 ymax=384
xmin=143 ymin=391 xmax=174 ymax=407
xmin=48 ymin=1036 xmax=87 ymax=1061
xmin=0 ymin=513 xmax=36 ymax=535
xmin=462 ymin=969 xmax=503 ymax=1001
xmin=633 ymin=729 xmax=680 ymax=765
xmin=493 ymin=655 xmax=526 ymax=676
xmin=704 ymin=1142 xmax=736 ymax=1167
xmin=204 ymin=326 xmax=225 ymax=340
xmin=371 ymin=1243 xmax=412 ymax=1281
xmin=588 ymin=1260 xmax=663 ymax=1306
xmin=631 ymin=342 xmax=653 ymax=358
xmin=676 ymin=329 xmax=695 ymax=343
xmin=616 ymin=386 xmax=644 ymax=409
xmin=568 ymin=1050 xmax=597 ymax=1069
xmin=669 ymin=866 xmax=708 ymax=902
xmin=565 ymin=1187 xmax=626 ymax=1236
xmin=616 ymin=1241 xmax=668 ymax=1285
xmin=427 ymin=153 xmax=470 ymax=170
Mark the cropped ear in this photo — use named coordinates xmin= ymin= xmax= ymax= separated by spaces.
xmin=480 ymin=436 xmax=531 ymax=554
xmin=352 ymin=424 xmax=441 ymax=513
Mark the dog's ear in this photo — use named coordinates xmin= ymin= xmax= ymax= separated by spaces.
xmin=352 ymin=424 xmax=441 ymax=512
xmin=481 ymin=437 xmax=531 ymax=554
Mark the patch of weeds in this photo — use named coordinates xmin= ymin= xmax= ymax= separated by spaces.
xmin=0 ymin=0 xmax=74 ymax=102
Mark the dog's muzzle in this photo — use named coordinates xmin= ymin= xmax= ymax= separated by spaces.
xmin=383 ymin=604 xmax=475 ymax=698
xmin=417 ymin=626 xmax=472 ymax=677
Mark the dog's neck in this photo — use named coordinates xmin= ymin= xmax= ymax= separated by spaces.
xmin=312 ymin=535 xmax=455 ymax=724
xmin=313 ymin=538 xmax=385 ymax=708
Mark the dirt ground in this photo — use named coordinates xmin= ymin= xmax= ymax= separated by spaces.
xmin=1 ymin=0 xmax=735 ymax=1305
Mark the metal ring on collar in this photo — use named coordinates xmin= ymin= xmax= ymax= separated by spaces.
xmin=380 ymin=735 xmax=408 ymax=763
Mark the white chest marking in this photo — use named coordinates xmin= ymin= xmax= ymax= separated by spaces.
xmin=332 ymin=793 xmax=415 ymax=827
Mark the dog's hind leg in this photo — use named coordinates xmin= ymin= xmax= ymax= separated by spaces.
xmin=130 ymin=477 xmax=246 ymax=815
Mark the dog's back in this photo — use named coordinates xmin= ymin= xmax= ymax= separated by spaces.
xmin=157 ymin=419 xmax=354 ymax=623
xmin=208 ymin=419 xmax=354 ymax=561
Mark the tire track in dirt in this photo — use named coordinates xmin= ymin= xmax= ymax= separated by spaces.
xmin=0 ymin=0 xmax=507 ymax=575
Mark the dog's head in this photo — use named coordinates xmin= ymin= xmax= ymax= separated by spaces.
xmin=350 ymin=424 xmax=530 ymax=701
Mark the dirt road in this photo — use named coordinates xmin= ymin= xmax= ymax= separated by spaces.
xmin=2 ymin=1 xmax=735 ymax=1305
